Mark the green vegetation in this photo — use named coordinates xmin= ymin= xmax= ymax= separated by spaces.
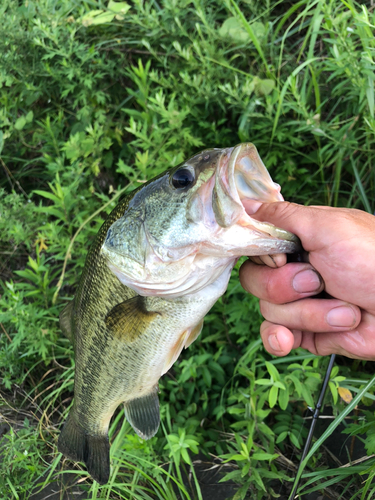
xmin=1 ymin=0 xmax=375 ymax=498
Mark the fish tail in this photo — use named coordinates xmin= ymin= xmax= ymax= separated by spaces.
xmin=58 ymin=411 xmax=110 ymax=485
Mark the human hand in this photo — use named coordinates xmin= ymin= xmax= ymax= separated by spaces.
xmin=239 ymin=202 xmax=375 ymax=360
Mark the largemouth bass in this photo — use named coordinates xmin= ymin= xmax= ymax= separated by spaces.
xmin=58 ymin=143 xmax=300 ymax=484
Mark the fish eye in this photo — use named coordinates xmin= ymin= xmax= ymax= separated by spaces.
xmin=171 ymin=168 xmax=195 ymax=189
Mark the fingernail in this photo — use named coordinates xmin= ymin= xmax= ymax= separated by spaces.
xmin=292 ymin=269 xmax=321 ymax=293
xmin=268 ymin=334 xmax=281 ymax=352
xmin=326 ymin=306 xmax=356 ymax=328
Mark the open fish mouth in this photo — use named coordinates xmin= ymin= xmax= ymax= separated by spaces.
xmin=230 ymin=143 xmax=283 ymax=205
xmin=212 ymin=142 xmax=300 ymax=246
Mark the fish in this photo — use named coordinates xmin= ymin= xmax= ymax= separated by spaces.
xmin=57 ymin=143 xmax=300 ymax=484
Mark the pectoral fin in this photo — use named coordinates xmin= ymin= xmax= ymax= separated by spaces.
xmin=161 ymin=320 xmax=204 ymax=376
xmin=124 ymin=386 xmax=160 ymax=440
xmin=105 ymin=296 xmax=160 ymax=342
xmin=184 ymin=319 xmax=204 ymax=348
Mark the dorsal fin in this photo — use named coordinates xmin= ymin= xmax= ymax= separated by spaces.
xmin=59 ymin=301 xmax=74 ymax=342
xmin=105 ymin=296 xmax=160 ymax=341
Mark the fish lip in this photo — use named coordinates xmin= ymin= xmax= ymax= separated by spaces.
xmin=216 ymin=143 xmax=300 ymax=245
xmin=227 ymin=142 xmax=284 ymax=205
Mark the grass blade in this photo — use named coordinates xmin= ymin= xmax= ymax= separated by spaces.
xmin=351 ymin=156 xmax=372 ymax=213
xmin=229 ymin=0 xmax=270 ymax=74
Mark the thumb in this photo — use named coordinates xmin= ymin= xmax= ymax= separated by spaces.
xmin=246 ymin=201 xmax=332 ymax=252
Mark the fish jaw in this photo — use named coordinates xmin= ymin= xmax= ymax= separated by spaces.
xmin=212 ymin=143 xmax=283 ymax=228
xmin=199 ymin=142 xmax=300 ymax=256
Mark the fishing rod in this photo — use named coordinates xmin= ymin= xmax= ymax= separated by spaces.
xmin=288 ymin=353 xmax=336 ymax=499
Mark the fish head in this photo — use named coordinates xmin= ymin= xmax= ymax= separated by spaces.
xmin=102 ymin=143 xmax=300 ymax=297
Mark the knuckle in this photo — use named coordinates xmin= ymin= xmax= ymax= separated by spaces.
xmin=264 ymin=275 xmax=283 ymax=304
xmin=263 ymin=273 xmax=276 ymax=300
xmin=239 ymin=262 xmax=255 ymax=293
xmin=299 ymin=304 xmax=318 ymax=330
xmin=273 ymin=201 xmax=300 ymax=220
xmin=260 ymin=201 xmax=292 ymax=220
xmin=263 ymin=268 xmax=292 ymax=304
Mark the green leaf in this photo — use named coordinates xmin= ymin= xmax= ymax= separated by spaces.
xmin=108 ymin=1 xmax=131 ymax=19
xmin=33 ymin=190 xmax=61 ymax=204
xmin=81 ymin=10 xmax=115 ymax=26
xmin=366 ymin=75 xmax=374 ymax=118
xmin=255 ymin=408 xmax=271 ymax=419
xmin=27 ymin=256 xmax=39 ymax=272
xmin=269 ymin=385 xmax=278 ymax=408
xmin=255 ymin=79 xmax=275 ymax=96
xmin=276 ymin=431 xmax=288 ymax=443
xmin=219 ymin=17 xmax=248 ymax=44
xmin=14 ymin=116 xmax=27 ymax=131
xmin=25 ymin=111 xmax=34 ymax=123
xmin=255 ymin=378 xmax=272 ymax=386
xmin=287 ymin=374 xmax=303 ymax=397
xmin=34 ymin=206 xmax=65 ymax=221
xmin=241 ymin=461 xmax=250 ymax=476
xmin=289 ymin=431 xmax=301 ymax=449
xmin=257 ymin=422 xmax=275 ymax=436
xmin=180 ymin=447 xmax=191 ymax=464
xmin=274 ymin=381 xmax=286 ymax=390
xmin=265 ymin=361 xmax=280 ymax=382
xmin=301 ymin=385 xmax=314 ymax=408
xmin=278 ymin=388 xmax=289 ymax=410
xmin=252 ymin=468 xmax=266 ymax=492
xmin=201 ymin=366 xmax=212 ymax=387
xmin=14 ymin=270 xmax=37 ymax=281
xmin=234 ymin=454 xmax=249 ymax=461
xmin=330 ymin=365 xmax=339 ymax=378
xmin=0 ymin=130 xmax=3 ymax=155
xmin=329 ymin=380 xmax=338 ymax=404
xmin=167 ymin=434 xmax=179 ymax=444
xmin=228 ymin=407 xmax=244 ymax=415
xmin=233 ymin=485 xmax=248 ymax=500
xmin=80 ymin=2 xmax=130 ymax=26
xmin=219 ymin=470 xmax=242 ymax=483
xmin=252 ymin=452 xmax=278 ymax=461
